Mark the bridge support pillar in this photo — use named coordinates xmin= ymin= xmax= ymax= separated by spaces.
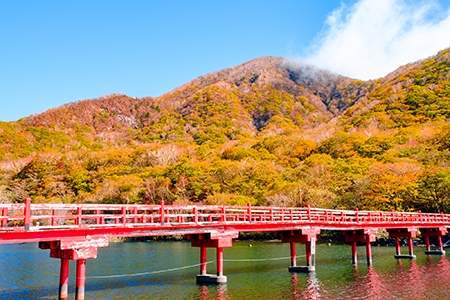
xmin=351 ymin=241 xmax=358 ymax=266
xmin=216 ymin=247 xmax=224 ymax=277
xmin=424 ymin=235 xmax=431 ymax=252
xmin=190 ymin=231 xmax=238 ymax=284
xmin=365 ymin=235 xmax=373 ymax=266
xmin=289 ymin=241 xmax=297 ymax=267
xmin=344 ymin=230 xmax=376 ymax=266
xmin=388 ymin=228 xmax=417 ymax=259
xmin=59 ymin=258 xmax=69 ymax=300
xmin=75 ymin=259 xmax=86 ymax=300
xmin=200 ymin=245 xmax=207 ymax=275
xmin=281 ymin=228 xmax=320 ymax=273
xmin=421 ymin=227 xmax=446 ymax=255
xmin=38 ymin=237 xmax=108 ymax=299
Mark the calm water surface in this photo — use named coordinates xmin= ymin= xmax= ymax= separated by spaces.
xmin=0 ymin=241 xmax=448 ymax=299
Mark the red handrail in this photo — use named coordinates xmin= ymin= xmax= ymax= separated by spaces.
xmin=0 ymin=200 xmax=448 ymax=232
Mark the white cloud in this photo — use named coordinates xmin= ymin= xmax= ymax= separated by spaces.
xmin=303 ymin=0 xmax=450 ymax=79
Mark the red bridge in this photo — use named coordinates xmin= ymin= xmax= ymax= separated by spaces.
xmin=0 ymin=199 xmax=449 ymax=300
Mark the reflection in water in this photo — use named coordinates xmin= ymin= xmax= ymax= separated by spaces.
xmin=290 ymin=274 xmax=300 ymax=299
xmin=302 ymin=273 xmax=321 ymax=299
xmin=290 ymin=273 xmax=322 ymax=300
xmin=198 ymin=284 xmax=228 ymax=300
xmin=288 ymin=254 xmax=449 ymax=300
xmin=406 ymin=261 xmax=425 ymax=296
xmin=365 ymin=267 xmax=384 ymax=299
xmin=344 ymin=256 xmax=450 ymax=300
xmin=216 ymin=284 xmax=227 ymax=300
xmin=199 ymin=285 xmax=209 ymax=300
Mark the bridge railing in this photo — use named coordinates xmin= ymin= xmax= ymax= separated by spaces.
xmin=0 ymin=200 xmax=448 ymax=231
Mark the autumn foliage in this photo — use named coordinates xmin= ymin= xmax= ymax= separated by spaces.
xmin=0 ymin=49 xmax=448 ymax=213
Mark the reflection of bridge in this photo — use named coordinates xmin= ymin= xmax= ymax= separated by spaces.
xmin=0 ymin=199 xmax=449 ymax=300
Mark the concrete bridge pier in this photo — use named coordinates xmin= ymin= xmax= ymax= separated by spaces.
xmin=38 ymin=237 xmax=108 ymax=300
xmin=344 ymin=229 xmax=376 ymax=266
xmin=190 ymin=231 xmax=238 ymax=284
xmin=282 ymin=228 xmax=320 ymax=273
xmin=421 ymin=227 xmax=446 ymax=255
xmin=388 ymin=228 xmax=417 ymax=259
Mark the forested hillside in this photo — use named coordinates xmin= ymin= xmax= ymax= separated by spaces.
xmin=0 ymin=48 xmax=448 ymax=212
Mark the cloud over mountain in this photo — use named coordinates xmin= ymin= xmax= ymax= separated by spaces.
xmin=304 ymin=0 xmax=450 ymax=79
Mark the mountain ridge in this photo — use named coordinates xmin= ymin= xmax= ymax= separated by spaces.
xmin=20 ymin=47 xmax=450 ymax=128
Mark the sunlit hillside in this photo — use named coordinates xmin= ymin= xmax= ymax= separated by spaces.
xmin=0 ymin=48 xmax=448 ymax=212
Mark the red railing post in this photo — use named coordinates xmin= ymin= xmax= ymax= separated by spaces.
xmin=75 ymin=207 xmax=82 ymax=226
xmin=221 ymin=206 xmax=226 ymax=223
xmin=355 ymin=208 xmax=359 ymax=223
xmin=96 ymin=209 xmax=102 ymax=225
xmin=51 ymin=209 xmax=56 ymax=226
xmin=133 ymin=206 xmax=138 ymax=224
xmin=307 ymin=205 xmax=311 ymax=221
xmin=247 ymin=203 xmax=252 ymax=223
xmin=24 ymin=197 xmax=31 ymax=230
xmin=193 ymin=206 xmax=198 ymax=224
xmin=269 ymin=207 xmax=273 ymax=221
xmin=160 ymin=200 xmax=165 ymax=225
xmin=1 ymin=207 xmax=9 ymax=227
xmin=121 ymin=207 xmax=127 ymax=225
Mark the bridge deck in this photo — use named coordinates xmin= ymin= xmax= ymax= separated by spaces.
xmin=0 ymin=201 xmax=448 ymax=244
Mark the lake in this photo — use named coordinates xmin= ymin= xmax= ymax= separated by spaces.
xmin=0 ymin=241 xmax=448 ymax=299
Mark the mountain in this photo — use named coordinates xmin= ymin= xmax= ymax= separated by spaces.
xmin=0 ymin=48 xmax=448 ymax=212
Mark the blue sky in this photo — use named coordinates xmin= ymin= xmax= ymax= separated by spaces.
xmin=1 ymin=0 xmax=449 ymax=121
xmin=0 ymin=1 xmax=342 ymax=121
